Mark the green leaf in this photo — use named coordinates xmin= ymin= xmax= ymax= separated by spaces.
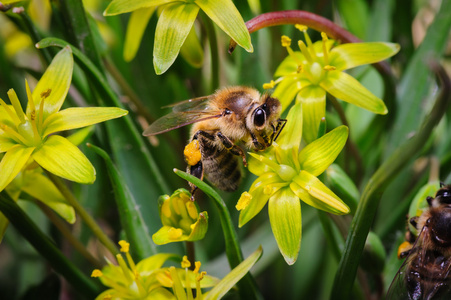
xmin=27 ymin=46 xmax=73 ymax=119
xmin=32 ymin=135 xmax=95 ymax=184
xmin=0 ymin=191 xmax=101 ymax=298
xmin=43 ymin=107 xmax=128 ymax=137
xmin=103 ymin=0 xmax=173 ymax=16
xmin=321 ymin=71 xmax=388 ymax=114
xmin=124 ymin=7 xmax=156 ymax=62
xmin=330 ymin=42 xmax=400 ymax=71
xmin=0 ymin=145 xmax=34 ymax=192
xmin=299 ymin=125 xmax=348 ymax=176
xmin=153 ymin=3 xmax=200 ymax=74
xmin=325 ymin=164 xmax=359 ymax=213
xmin=268 ymin=187 xmax=302 ymax=265
xmin=195 ymin=0 xmax=253 ymax=52
xmin=205 ymin=246 xmax=263 ymax=300
xmin=88 ymin=144 xmax=157 ymax=259
xmin=336 ymin=0 xmax=369 ymax=39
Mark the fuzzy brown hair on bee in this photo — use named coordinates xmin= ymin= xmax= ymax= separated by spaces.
xmin=387 ymin=184 xmax=451 ymax=300
xmin=143 ymin=86 xmax=286 ymax=194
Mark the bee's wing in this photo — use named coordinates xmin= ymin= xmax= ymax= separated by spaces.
xmin=386 ymin=226 xmax=451 ymax=300
xmin=143 ymin=97 xmax=221 ymax=136
xmin=162 ymin=95 xmax=210 ymax=112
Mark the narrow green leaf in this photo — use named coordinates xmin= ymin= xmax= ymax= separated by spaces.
xmin=88 ymin=144 xmax=156 ymax=259
xmin=205 ymin=246 xmax=263 ymax=300
xmin=104 ymin=0 xmax=172 ymax=16
xmin=0 ymin=191 xmax=101 ymax=298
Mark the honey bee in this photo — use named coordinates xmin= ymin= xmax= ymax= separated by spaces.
xmin=387 ymin=184 xmax=451 ymax=300
xmin=143 ymin=86 xmax=286 ymax=192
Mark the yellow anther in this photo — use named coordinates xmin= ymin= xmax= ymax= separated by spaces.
xmin=103 ymin=295 xmax=112 ymax=300
xmin=181 ymin=256 xmax=191 ymax=268
xmin=281 ymin=35 xmax=292 ymax=47
xmin=263 ymin=80 xmax=275 ymax=89
xmin=118 ymin=240 xmax=130 ymax=253
xmin=196 ymin=271 xmax=207 ymax=282
xmin=236 ymin=192 xmax=252 ymax=211
xmin=321 ymin=32 xmax=328 ymax=41
xmin=40 ymin=88 xmax=51 ymax=99
xmin=161 ymin=197 xmax=172 ymax=218
xmin=156 ymin=271 xmax=173 ymax=286
xmin=263 ymin=185 xmax=273 ymax=195
xmin=184 ymin=140 xmax=202 ymax=166
xmin=168 ymin=227 xmax=183 ymax=240
xmin=296 ymin=65 xmax=303 ymax=73
xmin=295 ymin=24 xmax=308 ymax=32
xmin=323 ymin=65 xmax=336 ymax=71
xmin=194 ymin=261 xmax=201 ymax=274
xmin=91 ymin=269 xmax=103 ymax=277
xmin=186 ymin=201 xmax=198 ymax=219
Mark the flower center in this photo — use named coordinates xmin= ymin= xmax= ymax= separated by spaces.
xmin=278 ymin=164 xmax=297 ymax=181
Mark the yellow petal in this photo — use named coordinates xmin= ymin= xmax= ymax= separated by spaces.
xmin=296 ymin=85 xmax=326 ymax=144
xmin=0 ymin=145 xmax=35 ymax=192
xmin=123 ymin=7 xmax=155 ymax=62
xmin=28 ymin=47 xmax=74 ymax=119
xmin=42 ymin=107 xmax=128 ymax=137
xmin=32 ymin=135 xmax=95 ymax=184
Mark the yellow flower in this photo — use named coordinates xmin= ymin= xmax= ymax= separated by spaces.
xmin=104 ymin=0 xmax=253 ymax=74
xmin=152 ymin=189 xmax=208 ymax=245
xmin=0 ymin=47 xmax=128 ymax=192
xmin=266 ymin=25 xmax=400 ymax=143
xmin=238 ymin=103 xmax=350 ymax=264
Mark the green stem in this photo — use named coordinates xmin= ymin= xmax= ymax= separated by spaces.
xmin=174 ymin=169 xmax=262 ymax=300
xmin=331 ymin=61 xmax=451 ymax=299
xmin=201 ymin=13 xmax=219 ymax=92
xmin=186 ymin=241 xmax=196 ymax=271
xmin=44 ymin=170 xmax=119 ymax=257
xmin=0 ymin=191 xmax=101 ymax=298
xmin=36 ymin=201 xmax=103 ymax=269
xmin=317 ymin=211 xmax=341 ymax=262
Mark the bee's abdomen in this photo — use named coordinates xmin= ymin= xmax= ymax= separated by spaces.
xmin=202 ymin=145 xmax=242 ymax=192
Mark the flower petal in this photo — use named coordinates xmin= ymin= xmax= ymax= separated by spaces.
xmin=268 ymin=187 xmax=302 ymax=265
xmin=32 ymin=135 xmax=95 ymax=184
xmin=0 ymin=145 xmax=34 ymax=192
xmin=248 ymin=148 xmax=277 ymax=176
xmin=296 ymin=85 xmax=326 ymax=144
xmin=292 ymin=171 xmax=350 ymax=214
xmin=136 ymin=253 xmax=178 ymax=274
xmin=29 ymin=47 xmax=74 ymax=119
xmin=195 ymin=0 xmax=252 ymax=52
xmin=42 ymin=107 xmax=128 ymax=137
xmin=187 ymin=211 xmax=208 ymax=241
xmin=0 ymin=135 xmax=17 ymax=153
xmin=274 ymin=52 xmax=303 ymax=77
xmin=21 ymin=171 xmax=76 ymax=223
xmin=238 ymin=172 xmax=281 ymax=227
xmin=272 ymin=75 xmax=305 ymax=111
xmin=152 ymin=225 xmax=189 ymax=245
xmin=298 ymin=125 xmax=348 ymax=176
xmin=321 ymin=71 xmax=388 ymax=114
xmin=123 ymin=7 xmax=156 ymax=62
xmin=103 ymin=0 xmax=173 ymax=16
xmin=330 ymin=42 xmax=400 ymax=71
xmin=276 ymin=102 xmax=303 ymax=153
xmin=153 ymin=3 xmax=200 ymax=74
xmin=179 ymin=24 xmax=204 ymax=68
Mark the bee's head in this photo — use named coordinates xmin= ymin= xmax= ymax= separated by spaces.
xmin=429 ymin=206 xmax=451 ymax=247
xmin=250 ymin=95 xmax=281 ymax=131
xmin=436 ymin=185 xmax=451 ymax=205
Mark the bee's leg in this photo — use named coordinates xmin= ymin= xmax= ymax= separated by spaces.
xmin=249 ymin=132 xmax=266 ymax=151
xmin=187 ymin=161 xmax=203 ymax=200
xmin=216 ymin=132 xmax=247 ymax=167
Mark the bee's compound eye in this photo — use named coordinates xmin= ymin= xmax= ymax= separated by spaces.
xmin=437 ymin=188 xmax=451 ymax=204
xmin=253 ymin=108 xmax=266 ymax=127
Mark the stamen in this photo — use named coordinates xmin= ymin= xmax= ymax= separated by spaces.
xmin=7 ymin=89 xmax=25 ymax=123
xmin=91 ymin=269 xmax=103 ymax=277
xmin=321 ymin=32 xmax=330 ymax=65
xmin=116 ymin=254 xmax=134 ymax=284
xmin=185 ymin=268 xmax=193 ymax=300
xmin=281 ymin=35 xmax=291 ymax=47
xmin=25 ymin=80 xmax=40 ymax=140
xmin=38 ymin=93 xmax=45 ymax=129
xmin=295 ymin=24 xmax=308 ymax=32
xmin=126 ymin=252 xmax=136 ymax=271
xmin=181 ymin=256 xmax=191 ymax=269
xmin=119 ymin=240 xmax=130 ymax=253
xmin=1 ymin=124 xmax=28 ymax=145
xmin=297 ymin=40 xmax=313 ymax=63
xmin=194 ymin=261 xmax=201 ymax=274
xmin=236 ymin=192 xmax=252 ymax=211
xmin=263 ymin=80 xmax=275 ymax=89
xmin=133 ymin=270 xmax=147 ymax=297
xmin=186 ymin=202 xmax=198 ymax=220
xmin=0 ymin=97 xmax=21 ymax=125
xmin=323 ymin=65 xmax=336 ymax=71
xmin=169 ymin=267 xmax=186 ymax=300
xmin=168 ymin=227 xmax=183 ymax=240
